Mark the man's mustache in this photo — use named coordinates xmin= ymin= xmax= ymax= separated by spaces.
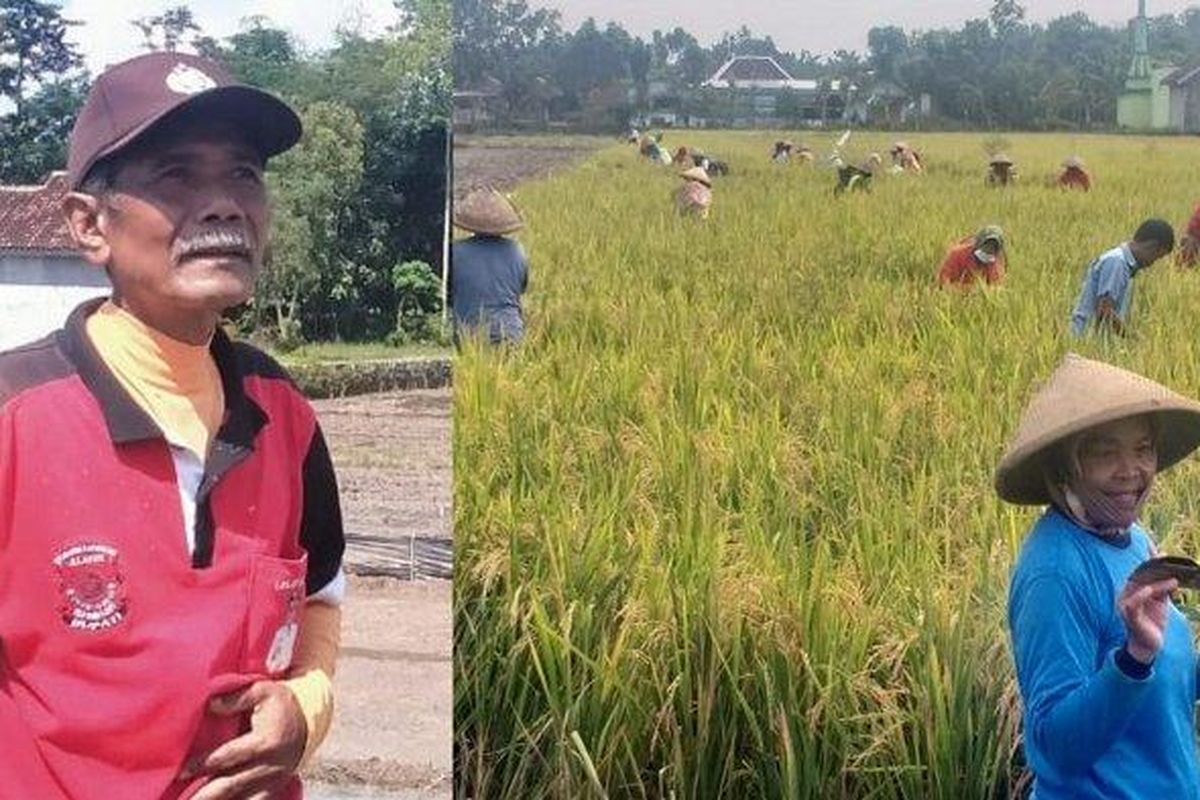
xmin=172 ymin=227 xmax=255 ymax=260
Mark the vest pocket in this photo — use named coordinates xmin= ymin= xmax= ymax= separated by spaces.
xmin=242 ymin=553 xmax=308 ymax=677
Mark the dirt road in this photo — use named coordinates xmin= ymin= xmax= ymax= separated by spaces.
xmin=453 ymin=136 xmax=602 ymax=200
xmin=303 ymin=390 xmax=452 ymax=797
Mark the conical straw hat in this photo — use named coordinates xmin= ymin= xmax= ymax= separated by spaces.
xmin=990 ymin=153 xmax=1014 ymax=165
xmin=995 ymin=353 xmax=1200 ymax=505
xmin=1062 ymin=155 xmax=1085 ymax=169
xmin=680 ymin=166 xmax=712 ymax=186
xmin=453 ymin=187 xmax=524 ymax=235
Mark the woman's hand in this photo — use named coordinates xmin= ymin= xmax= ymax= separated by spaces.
xmin=1118 ymin=576 xmax=1178 ymax=664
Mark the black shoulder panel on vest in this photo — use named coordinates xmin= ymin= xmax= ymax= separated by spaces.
xmin=230 ymin=341 xmax=296 ymax=385
xmin=0 ymin=333 xmax=76 ymax=409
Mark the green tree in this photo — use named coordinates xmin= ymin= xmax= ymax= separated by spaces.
xmin=0 ymin=0 xmax=81 ymax=116
xmin=131 ymin=5 xmax=203 ymax=53
xmin=0 ymin=74 xmax=85 ymax=182
xmin=215 ymin=16 xmax=302 ymax=96
xmin=257 ymin=101 xmax=365 ymax=345
xmin=868 ymin=26 xmax=908 ymax=84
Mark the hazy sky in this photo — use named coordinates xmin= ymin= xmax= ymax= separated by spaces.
xmin=61 ymin=1 xmax=400 ymax=74
xmin=528 ymin=0 xmax=1199 ymax=55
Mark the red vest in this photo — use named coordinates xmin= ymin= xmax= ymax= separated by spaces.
xmin=0 ymin=301 xmax=340 ymax=798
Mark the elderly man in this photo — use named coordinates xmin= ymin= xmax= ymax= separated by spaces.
xmin=0 ymin=52 xmax=345 ymax=798
xmin=1070 ymin=219 xmax=1175 ymax=337
xmin=937 ymin=226 xmax=1006 ymax=287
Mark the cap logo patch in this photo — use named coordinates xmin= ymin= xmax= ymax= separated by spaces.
xmin=165 ymin=63 xmax=217 ymax=95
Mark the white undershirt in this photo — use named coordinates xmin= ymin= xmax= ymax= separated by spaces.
xmin=169 ymin=445 xmax=345 ymax=605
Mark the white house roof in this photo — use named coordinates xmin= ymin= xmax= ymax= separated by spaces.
xmin=703 ymin=56 xmax=811 ymax=90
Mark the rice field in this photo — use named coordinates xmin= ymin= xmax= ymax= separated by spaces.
xmin=452 ymin=131 xmax=1200 ymax=799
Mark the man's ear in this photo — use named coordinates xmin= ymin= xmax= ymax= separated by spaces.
xmin=62 ymin=192 xmax=111 ymax=268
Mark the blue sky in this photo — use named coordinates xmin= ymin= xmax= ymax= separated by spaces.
xmin=61 ymin=0 xmax=401 ymax=73
xmin=529 ymin=0 xmax=1199 ymax=55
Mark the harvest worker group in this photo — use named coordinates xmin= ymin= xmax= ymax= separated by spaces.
xmin=0 ymin=53 xmax=346 ymax=798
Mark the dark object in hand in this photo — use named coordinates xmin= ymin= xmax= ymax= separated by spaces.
xmin=1129 ymin=555 xmax=1200 ymax=590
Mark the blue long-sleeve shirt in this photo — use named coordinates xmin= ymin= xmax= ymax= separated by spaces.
xmin=1008 ymin=506 xmax=1200 ymax=799
xmin=449 ymin=235 xmax=528 ymax=343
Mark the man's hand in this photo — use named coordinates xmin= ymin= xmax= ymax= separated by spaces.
xmin=183 ymin=681 xmax=308 ymax=800
xmin=1096 ymin=297 xmax=1126 ymax=337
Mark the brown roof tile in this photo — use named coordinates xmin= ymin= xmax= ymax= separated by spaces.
xmin=0 ymin=172 xmax=74 ymax=252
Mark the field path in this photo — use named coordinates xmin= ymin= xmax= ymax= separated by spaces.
xmin=303 ymin=390 xmax=452 ymax=797
xmin=452 ymin=135 xmax=606 ymax=200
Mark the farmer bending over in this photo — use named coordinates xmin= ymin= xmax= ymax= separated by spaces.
xmin=1058 ymin=156 xmax=1091 ymax=191
xmin=675 ymin=166 xmax=713 ymax=219
xmin=937 ymin=226 xmax=1006 ymax=288
xmin=1070 ymin=218 xmax=1174 ymax=337
xmin=987 ymin=153 xmax=1017 ymax=187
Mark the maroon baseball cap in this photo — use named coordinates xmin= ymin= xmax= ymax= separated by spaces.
xmin=67 ymin=51 xmax=302 ymax=189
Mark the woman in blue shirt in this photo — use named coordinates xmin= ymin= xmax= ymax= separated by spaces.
xmin=997 ymin=353 xmax=1200 ymax=799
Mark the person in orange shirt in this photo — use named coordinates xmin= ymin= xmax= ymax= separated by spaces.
xmin=937 ymin=226 xmax=1007 ymax=287
xmin=1177 ymin=203 xmax=1200 ymax=267
xmin=1058 ymin=156 xmax=1092 ymax=191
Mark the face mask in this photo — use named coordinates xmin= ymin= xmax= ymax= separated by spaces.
xmin=974 ymin=248 xmax=996 ymax=265
xmin=1065 ymin=481 xmax=1153 ymax=537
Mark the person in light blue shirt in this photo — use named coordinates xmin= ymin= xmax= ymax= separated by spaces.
xmin=1069 ymin=219 xmax=1175 ymax=336
xmin=449 ymin=187 xmax=528 ymax=345
xmin=997 ymin=353 xmax=1200 ymax=799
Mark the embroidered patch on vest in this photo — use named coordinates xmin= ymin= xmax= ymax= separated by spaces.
xmin=53 ymin=543 xmax=129 ymax=631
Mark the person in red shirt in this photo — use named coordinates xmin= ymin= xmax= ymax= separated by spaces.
xmin=1058 ymin=156 xmax=1092 ymax=191
xmin=1177 ymin=204 xmax=1200 ymax=267
xmin=937 ymin=226 xmax=1007 ymax=287
xmin=0 ymin=52 xmax=345 ymax=800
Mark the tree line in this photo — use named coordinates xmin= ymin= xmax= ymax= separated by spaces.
xmin=454 ymin=0 xmax=1200 ymax=130
xmin=0 ymin=0 xmax=450 ymax=347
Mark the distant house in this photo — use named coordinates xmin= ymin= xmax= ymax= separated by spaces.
xmin=703 ymin=56 xmax=813 ymax=90
xmin=1163 ymin=64 xmax=1200 ymax=133
xmin=454 ymin=77 xmax=506 ymax=130
xmin=700 ymin=56 xmax=849 ymax=125
xmin=0 ymin=172 xmax=108 ymax=351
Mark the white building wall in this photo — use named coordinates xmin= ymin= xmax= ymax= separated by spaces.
xmin=0 ymin=254 xmax=109 ymax=351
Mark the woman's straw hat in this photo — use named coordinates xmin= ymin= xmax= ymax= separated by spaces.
xmin=990 ymin=153 xmax=1014 ymax=165
xmin=453 ymin=187 xmax=523 ymax=235
xmin=995 ymin=353 xmax=1200 ymax=505
xmin=891 ymin=141 xmax=911 ymax=153
xmin=1063 ymin=155 xmax=1085 ymax=169
xmin=680 ymin=166 xmax=712 ymax=186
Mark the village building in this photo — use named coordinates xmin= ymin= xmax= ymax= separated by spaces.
xmin=0 ymin=172 xmax=108 ymax=350
xmin=699 ymin=55 xmax=850 ymax=126
xmin=1117 ymin=0 xmax=1200 ymax=132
